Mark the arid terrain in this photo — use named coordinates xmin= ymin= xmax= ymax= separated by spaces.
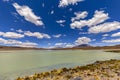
xmin=16 ymin=59 xmax=120 ymax=80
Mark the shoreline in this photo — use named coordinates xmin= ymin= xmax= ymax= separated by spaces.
xmin=16 ymin=59 xmax=120 ymax=80
xmin=105 ymin=50 xmax=120 ymax=53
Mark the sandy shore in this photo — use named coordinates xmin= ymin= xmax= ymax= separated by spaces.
xmin=16 ymin=59 xmax=120 ymax=80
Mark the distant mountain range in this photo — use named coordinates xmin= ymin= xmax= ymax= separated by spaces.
xmin=0 ymin=44 xmax=120 ymax=50
xmin=51 ymin=44 xmax=120 ymax=50
xmin=73 ymin=44 xmax=90 ymax=48
xmin=0 ymin=46 xmax=45 ymax=50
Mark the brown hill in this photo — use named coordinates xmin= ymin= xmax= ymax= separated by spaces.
xmin=51 ymin=45 xmax=120 ymax=50
xmin=0 ymin=46 xmax=46 ymax=50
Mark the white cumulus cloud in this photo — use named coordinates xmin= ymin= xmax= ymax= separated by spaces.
xmin=54 ymin=43 xmax=67 ymax=48
xmin=0 ymin=32 xmax=24 ymax=39
xmin=24 ymin=31 xmax=51 ymax=39
xmin=53 ymin=34 xmax=62 ymax=38
xmin=89 ymin=21 xmax=120 ymax=33
xmin=75 ymin=37 xmax=91 ymax=45
xmin=70 ymin=10 xmax=109 ymax=29
xmin=71 ymin=11 xmax=88 ymax=22
xmin=111 ymin=32 xmax=120 ymax=37
xmin=13 ymin=3 xmax=44 ymax=26
xmin=0 ymin=38 xmax=38 ymax=47
xmin=56 ymin=20 xmax=66 ymax=24
xmin=65 ymin=43 xmax=74 ymax=48
xmin=17 ymin=42 xmax=38 ymax=48
xmin=16 ymin=29 xmax=23 ymax=33
xmin=59 ymin=0 xmax=84 ymax=7
xmin=102 ymin=34 xmax=109 ymax=37
xmin=102 ymin=38 xmax=120 ymax=43
xmin=56 ymin=20 xmax=66 ymax=27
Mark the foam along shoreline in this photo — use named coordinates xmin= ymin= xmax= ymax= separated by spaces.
xmin=16 ymin=59 xmax=120 ymax=80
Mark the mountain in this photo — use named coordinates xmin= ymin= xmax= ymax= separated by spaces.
xmin=51 ymin=44 xmax=120 ymax=50
xmin=0 ymin=46 xmax=46 ymax=50
xmin=0 ymin=44 xmax=120 ymax=50
xmin=73 ymin=44 xmax=90 ymax=48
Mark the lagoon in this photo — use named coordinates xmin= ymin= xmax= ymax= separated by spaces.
xmin=0 ymin=50 xmax=120 ymax=80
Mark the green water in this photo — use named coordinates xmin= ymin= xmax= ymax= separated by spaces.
xmin=0 ymin=50 xmax=120 ymax=80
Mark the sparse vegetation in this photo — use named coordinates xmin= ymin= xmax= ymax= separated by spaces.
xmin=16 ymin=59 xmax=120 ymax=80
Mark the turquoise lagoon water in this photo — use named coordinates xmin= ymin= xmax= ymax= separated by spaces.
xmin=0 ymin=50 xmax=120 ymax=80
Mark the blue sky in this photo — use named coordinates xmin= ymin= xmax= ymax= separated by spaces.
xmin=0 ymin=0 xmax=120 ymax=48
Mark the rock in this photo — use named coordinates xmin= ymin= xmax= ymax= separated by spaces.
xmin=72 ymin=77 xmax=83 ymax=80
xmin=117 ymin=72 xmax=120 ymax=76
